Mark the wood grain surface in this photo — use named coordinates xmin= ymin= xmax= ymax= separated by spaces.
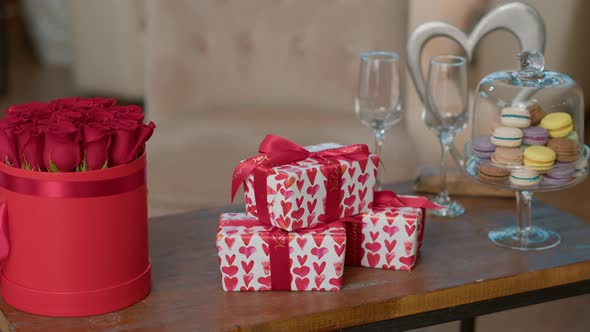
xmin=414 ymin=173 xmax=514 ymax=198
xmin=2 ymin=183 xmax=590 ymax=331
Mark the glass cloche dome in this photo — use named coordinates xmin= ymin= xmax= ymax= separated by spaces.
xmin=464 ymin=50 xmax=589 ymax=250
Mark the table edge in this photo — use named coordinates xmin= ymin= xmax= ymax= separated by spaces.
xmin=226 ymin=260 xmax=590 ymax=332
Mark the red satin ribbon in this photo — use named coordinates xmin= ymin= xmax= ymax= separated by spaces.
xmin=219 ymin=217 xmax=291 ymax=290
xmin=231 ymin=134 xmax=370 ymax=225
xmin=219 ymin=217 xmax=336 ymax=290
xmin=268 ymin=227 xmax=290 ymax=290
xmin=345 ymin=221 xmax=362 ymax=266
xmin=372 ymin=191 xmax=441 ymax=210
xmin=0 ymin=169 xmax=146 ymax=265
xmin=0 ymin=169 xmax=146 ymax=198
xmin=346 ymin=191 xmax=440 ymax=266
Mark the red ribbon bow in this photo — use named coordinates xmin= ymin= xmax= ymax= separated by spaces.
xmin=231 ymin=134 xmax=370 ymax=227
xmin=231 ymin=134 xmax=370 ymax=201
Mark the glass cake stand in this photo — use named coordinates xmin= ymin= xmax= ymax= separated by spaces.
xmin=465 ymin=50 xmax=589 ymax=250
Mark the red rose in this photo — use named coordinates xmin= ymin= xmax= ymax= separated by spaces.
xmin=107 ymin=105 xmax=144 ymax=123
xmin=49 ymin=97 xmax=79 ymax=109
xmin=0 ymin=129 xmax=18 ymax=167
xmin=7 ymin=102 xmax=53 ymax=122
xmin=7 ymin=102 xmax=47 ymax=114
xmin=86 ymin=107 xmax=115 ymax=123
xmin=123 ymin=105 xmax=142 ymax=113
xmin=82 ymin=123 xmax=112 ymax=170
xmin=6 ymin=109 xmax=33 ymax=121
xmin=109 ymin=119 xmax=139 ymax=166
xmin=130 ymin=121 xmax=156 ymax=157
xmin=0 ymin=119 xmax=21 ymax=167
xmin=0 ymin=116 xmax=27 ymax=128
xmin=82 ymin=97 xmax=116 ymax=107
xmin=14 ymin=123 xmax=44 ymax=170
xmin=50 ymin=97 xmax=116 ymax=110
xmin=109 ymin=120 xmax=155 ymax=166
xmin=43 ymin=122 xmax=81 ymax=172
xmin=51 ymin=109 xmax=85 ymax=125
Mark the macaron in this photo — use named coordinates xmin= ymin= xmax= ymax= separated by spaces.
xmin=523 ymin=146 xmax=557 ymax=172
xmin=492 ymin=147 xmax=523 ymax=166
xmin=543 ymin=162 xmax=576 ymax=182
xmin=567 ymin=131 xmax=579 ymax=141
xmin=543 ymin=175 xmax=570 ymax=186
xmin=472 ymin=136 xmax=495 ymax=159
xmin=510 ymin=169 xmax=541 ymax=187
xmin=540 ymin=112 xmax=573 ymax=138
xmin=527 ymin=101 xmax=546 ymax=126
xmin=491 ymin=126 xmax=523 ymax=147
xmin=543 ymin=162 xmax=576 ymax=185
xmin=478 ymin=163 xmax=510 ymax=183
xmin=573 ymin=160 xmax=588 ymax=178
xmin=501 ymin=106 xmax=531 ymax=128
xmin=521 ymin=126 xmax=549 ymax=146
xmin=547 ymin=138 xmax=578 ymax=163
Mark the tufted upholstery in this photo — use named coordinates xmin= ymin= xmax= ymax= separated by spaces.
xmin=146 ymin=0 xmax=410 ymax=118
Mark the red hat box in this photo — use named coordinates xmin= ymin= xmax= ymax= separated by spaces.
xmin=0 ymin=153 xmax=151 ymax=317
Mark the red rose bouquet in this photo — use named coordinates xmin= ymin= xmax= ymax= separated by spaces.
xmin=0 ymin=97 xmax=155 ymax=172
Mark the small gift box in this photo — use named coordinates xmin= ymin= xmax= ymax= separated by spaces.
xmin=217 ymin=212 xmax=346 ymax=291
xmin=231 ymin=135 xmax=378 ymax=231
xmin=345 ymin=191 xmax=439 ymax=270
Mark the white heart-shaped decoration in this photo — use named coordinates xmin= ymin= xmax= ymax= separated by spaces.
xmin=407 ymin=2 xmax=545 ymax=104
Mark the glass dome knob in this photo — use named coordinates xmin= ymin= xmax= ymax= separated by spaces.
xmin=517 ymin=50 xmax=544 ymax=79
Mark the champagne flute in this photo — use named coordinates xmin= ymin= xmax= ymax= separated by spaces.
xmin=355 ymin=51 xmax=403 ymax=189
xmin=424 ymin=55 xmax=467 ymax=217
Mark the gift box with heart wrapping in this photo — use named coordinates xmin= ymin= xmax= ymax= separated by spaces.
xmin=232 ymin=135 xmax=379 ymax=232
xmin=344 ymin=191 xmax=439 ymax=270
xmin=217 ymin=212 xmax=346 ymax=291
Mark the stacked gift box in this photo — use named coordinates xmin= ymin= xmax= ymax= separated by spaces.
xmin=217 ymin=135 xmax=438 ymax=291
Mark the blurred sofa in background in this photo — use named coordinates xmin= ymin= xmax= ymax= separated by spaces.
xmin=67 ymin=0 xmax=146 ymax=100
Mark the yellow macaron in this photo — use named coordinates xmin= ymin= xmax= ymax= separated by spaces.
xmin=523 ymin=146 xmax=557 ymax=172
xmin=540 ymin=112 xmax=573 ymax=138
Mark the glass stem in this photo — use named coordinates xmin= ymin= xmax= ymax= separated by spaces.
xmin=516 ymin=190 xmax=533 ymax=240
xmin=438 ymin=131 xmax=453 ymax=204
xmin=374 ymin=129 xmax=386 ymax=190
xmin=449 ymin=144 xmax=465 ymax=169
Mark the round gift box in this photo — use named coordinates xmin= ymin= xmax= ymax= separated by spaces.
xmin=0 ymin=154 xmax=151 ymax=317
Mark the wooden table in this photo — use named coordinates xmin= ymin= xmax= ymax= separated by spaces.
xmin=2 ymin=183 xmax=590 ymax=331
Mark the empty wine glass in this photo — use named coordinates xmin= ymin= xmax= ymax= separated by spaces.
xmin=355 ymin=51 xmax=403 ymax=189
xmin=424 ymin=55 xmax=468 ymax=217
